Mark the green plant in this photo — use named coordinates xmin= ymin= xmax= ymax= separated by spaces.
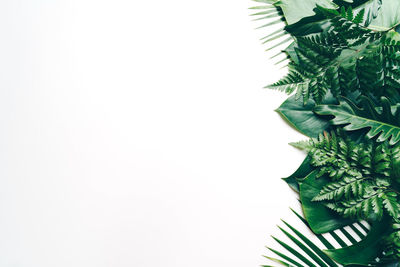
xmin=252 ymin=0 xmax=400 ymax=265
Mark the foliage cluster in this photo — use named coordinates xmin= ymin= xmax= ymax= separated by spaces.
xmin=252 ymin=0 xmax=400 ymax=265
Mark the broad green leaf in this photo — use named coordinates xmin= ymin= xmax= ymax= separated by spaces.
xmin=282 ymin=155 xmax=313 ymax=192
xmin=277 ymin=0 xmax=337 ymax=25
xmin=368 ymin=0 xmax=400 ymax=31
xmin=276 ymin=94 xmax=336 ymax=138
xmin=314 ymin=96 xmax=400 ymax=145
xmin=325 ymin=218 xmax=391 ymax=265
xmin=285 ymin=0 xmax=383 ymax=36
xmin=299 ymin=171 xmax=355 ymax=234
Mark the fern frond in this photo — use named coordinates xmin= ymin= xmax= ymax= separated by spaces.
xmin=297 ymin=130 xmax=400 ymax=221
xmin=313 ymin=176 xmax=368 ymax=202
xmin=383 ymin=192 xmax=400 ymax=220
xmin=266 ymin=8 xmax=392 ymax=103
xmin=326 ymin=192 xmax=384 ymax=220
xmin=353 ymin=9 xmax=365 ymax=24
xmin=266 ymin=69 xmax=306 ymax=94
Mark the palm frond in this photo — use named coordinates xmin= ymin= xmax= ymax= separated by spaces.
xmin=264 ymin=209 xmax=372 ymax=266
xmin=250 ymin=0 xmax=293 ymax=65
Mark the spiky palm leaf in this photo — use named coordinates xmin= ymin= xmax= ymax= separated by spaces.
xmin=264 ymin=209 xmax=375 ymax=267
xmin=250 ymin=0 xmax=292 ymax=64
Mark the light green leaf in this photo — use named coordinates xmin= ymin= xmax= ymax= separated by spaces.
xmin=368 ymin=0 xmax=400 ymax=31
xmin=277 ymin=0 xmax=337 ymax=25
xmin=285 ymin=0 xmax=383 ymax=36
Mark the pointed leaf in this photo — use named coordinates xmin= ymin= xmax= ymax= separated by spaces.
xmin=314 ymin=96 xmax=400 ymax=145
xmin=299 ymin=171 xmax=355 ymax=234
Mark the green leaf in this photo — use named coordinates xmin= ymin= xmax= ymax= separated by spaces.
xmin=299 ymin=171 xmax=355 ymax=234
xmin=252 ymin=0 xmax=400 ymax=262
xmin=325 ymin=218 xmax=391 ymax=265
xmin=382 ymin=192 xmax=400 ymax=219
xmin=276 ymin=94 xmax=335 ymax=138
xmin=281 ymin=220 xmax=339 ymax=267
xmin=264 ymin=209 xmax=370 ymax=266
xmin=314 ymin=96 xmax=400 ymax=145
xmin=253 ymin=0 xmax=279 ymax=4
xmin=277 ymin=0 xmax=337 ymax=25
xmin=285 ymin=0 xmax=383 ymax=36
xmin=271 ymin=235 xmax=317 ymax=266
xmin=282 ymin=155 xmax=314 ymax=192
xmin=368 ymin=0 xmax=400 ymax=31
xmin=312 ymin=176 xmax=367 ymax=202
xmin=284 ymin=42 xmax=298 ymax=64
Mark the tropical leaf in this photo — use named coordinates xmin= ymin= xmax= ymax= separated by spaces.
xmin=285 ymin=0 xmax=400 ymax=36
xmin=252 ymin=0 xmax=400 ymax=264
xmin=282 ymin=155 xmax=315 ymax=192
xmin=314 ymin=96 xmax=400 ymax=145
xmin=266 ymin=9 xmax=396 ymax=104
xmin=299 ymin=171 xmax=355 ymax=234
xmin=285 ymin=0 xmax=383 ymax=36
xmin=382 ymin=192 xmax=400 ymax=219
xmin=324 ymin=217 xmax=391 ymax=265
xmin=294 ymin=130 xmax=400 ymax=222
xmin=312 ymin=176 xmax=367 ymax=202
xmin=368 ymin=0 xmax=400 ymax=31
xmin=263 ymin=208 xmax=395 ymax=266
xmin=264 ymin=209 xmax=341 ymax=266
xmin=276 ymin=93 xmax=336 ymax=138
xmin=276 ymin=0 xmax=337 ymax=25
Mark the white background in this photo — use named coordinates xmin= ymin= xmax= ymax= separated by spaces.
xmin=0 ymin=1 xmax=306 ymax=266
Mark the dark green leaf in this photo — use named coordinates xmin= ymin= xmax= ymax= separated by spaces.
xmin=299 ymin=171 xmax=355 ymax=234
xmin=325 ymin=218 xmax=391 ymax=265
xmin=282 ymin=155 xmax=313 ymax=192
xmin=314 ymin=96 xmax=400 ymax=145
xmin=276 ymin=94 xmax=335 ymax=138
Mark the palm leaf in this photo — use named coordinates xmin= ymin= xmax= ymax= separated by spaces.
xmin=264 ymin=209 xmax=400 ymax=266
xmin=264 ymin=209 xmax=375 ymax=266
xmin=250 ymin=0 xmax=293 ymax=62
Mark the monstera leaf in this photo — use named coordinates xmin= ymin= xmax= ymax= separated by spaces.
xmin=314 ymin=96 xmax=400 ymax=145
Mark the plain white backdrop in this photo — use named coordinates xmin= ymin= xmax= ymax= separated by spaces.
xmin=0 ymin=1 xmax=306 ymax=266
